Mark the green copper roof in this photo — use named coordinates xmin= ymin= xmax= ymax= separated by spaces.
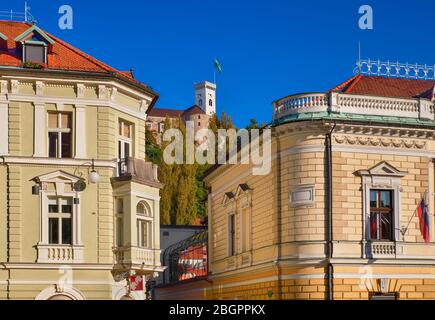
xmin=272 ymin=112 xmax=435 ymax=128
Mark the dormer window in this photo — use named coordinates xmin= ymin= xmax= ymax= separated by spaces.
xmin=14 ymin=24 xmax=54 ymax=67
xmin=24 ymin=42 xmax=47 ymax=64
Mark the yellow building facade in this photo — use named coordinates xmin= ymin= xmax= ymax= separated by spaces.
xmin=0 ymin=21 xmax=163 ymax=300
xmin=156 ymin=74 xmax=435 ymax=300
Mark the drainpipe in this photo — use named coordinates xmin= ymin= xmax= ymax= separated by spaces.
xmin=325 ymin=123 xmax=336 ymax=301
xmin=274 ymin=127 xmax=283 ymax=300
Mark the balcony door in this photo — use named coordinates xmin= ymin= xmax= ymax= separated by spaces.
xmin=118 ymin=120 xmax=133 ymax=175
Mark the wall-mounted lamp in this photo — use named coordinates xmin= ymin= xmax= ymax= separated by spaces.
xmin=88 ymin=159 xmax=100 ymax=184
xmin=32 ymin=184 xmax=40 ymax=195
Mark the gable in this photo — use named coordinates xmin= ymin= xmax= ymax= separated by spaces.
xmin=356 ymin=161 xmax=407 ymax=177
xmin=14 ymin=24 xmax=54 ymax=45
xmin=32 ymin=170 xmax=84 ymax=183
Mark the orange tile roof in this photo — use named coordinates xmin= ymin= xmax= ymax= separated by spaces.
xmin=0 ymin=20 xmax=154 ymax=93
xmin=331 ymin=74 xmax=435 ymax=99
xmin=149 ymin=105 xmax=205 ymax=118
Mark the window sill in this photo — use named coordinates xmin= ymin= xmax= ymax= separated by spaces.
xmin=36 ymin=244 xmax=84 ymax=263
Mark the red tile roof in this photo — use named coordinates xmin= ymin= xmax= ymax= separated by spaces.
xmin=149 ymin=105 xmax=206 ymax=118
xmin=0 ymin=20 xmax=155 ymax=95
xmin=148 ymin=108 xmax=184 ymax=118
xmin=331 ymin=74 xmax=435 ymax=99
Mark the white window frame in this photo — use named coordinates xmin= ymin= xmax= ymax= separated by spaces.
xmin=35 ymin=171 xmax=84 ymax=263
xmin=48 ymin=112 xmax=72 ymax=158
xmin=118 ymin=120 xmax=133 ymax=159
xmin=47 ymin=197 xmax=73 ymax=245
xmin=136 ymin=201 xmax=153 ymax=249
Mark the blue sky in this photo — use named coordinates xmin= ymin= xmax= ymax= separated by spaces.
xmin=4 ymin=0 xmax=435 ymax=127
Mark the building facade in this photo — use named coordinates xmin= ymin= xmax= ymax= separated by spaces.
xmin=0 ymin=21 xmax=164 ymax=300
xmin=156 ymin=73 xmax=435 ymax=300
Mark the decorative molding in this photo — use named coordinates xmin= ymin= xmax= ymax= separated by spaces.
xmin=11 ymin=80 xmax=19 ymax=94
xmin=290 ymin=184 xmax=315 ymax=207
xmin=2 ymin=75 xmax=154 ymax=101
xmin=111 ymin=87 xmax=118 ymax=101
xmin=334 ymin=135 xmax=427 ymax=150
xmin=0 ymin=80 xmax=8 ymax=94
xmin=7 ymin=94 xmax=147 ymax=120
xmin=140 ymin=99 xmax=150 ymax=113
xmin=76 ymin=83 xmax=85 ymax=98
xmin=98 ymin=85 xmax=107 ymax=100
xmin=35 ymin=81 xmax=45 ymax=96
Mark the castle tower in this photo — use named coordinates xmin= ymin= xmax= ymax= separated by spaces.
xmin=194 ymin=81 xmax=216 ymax=116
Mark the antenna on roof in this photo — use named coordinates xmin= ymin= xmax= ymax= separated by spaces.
xmin=355 ymin=41 xmax=362 ymax=75
xmin=0 ymin=1 xmax=34 ymax=23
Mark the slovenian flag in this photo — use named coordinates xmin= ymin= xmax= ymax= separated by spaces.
xmin=417 ymin=195 xmax=430 ymax=243
xmin=214 ymin=58 xmax=222 ymax=74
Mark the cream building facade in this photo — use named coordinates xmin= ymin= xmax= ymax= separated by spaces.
xmin=0 ymin=21 xmax=164 ymax=300
xmin=156 ymin=73 xmax=435 ymax=300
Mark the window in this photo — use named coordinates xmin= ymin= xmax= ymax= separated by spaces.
xmin=48 ymin=197 xmax=73 ymax=245
xmin=241 ymin=207 xmax=250 ymax=252
xmin=118 ymin=120 xmax=133 ymax=160
xmin=158 ymin=122 xmax=165 ymax=133
xmin=209 ymin=99 xmax=213 ymax=107
xmin=25 ymin=44 xmax=46 ymax=63
xmin=116 ymin=199 xmax=124 ymax=247
xmin=228 ymin=214 xmax=236 ymax=256
xmin=136 ymin=202 xmax=152 ymax=249
xmin=146 ymin=122 xmax=152 ymax=130
xmin=48 ymin=113 xmax=72 ymax=158
xmin=198 ymin=99 xmax=203 ymax=106
xmin=369 ymin=190 xmax=393 ymax=241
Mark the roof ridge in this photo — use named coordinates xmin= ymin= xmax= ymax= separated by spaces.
xmin=344 ymin=74 xmax=363 ymax=93
xmin=330 ymin=74 xmax=361 ymax=92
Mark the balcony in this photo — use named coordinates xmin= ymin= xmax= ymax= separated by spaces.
xmin=37 ymin=244 xmax=84 ymax=263
xmin=272 ymin=92 xmax=435 ymax=123
xmin=113 ymin=246 xmax=161 ymax=268
xmin=114 ymin=157 xmax=160 ymax=186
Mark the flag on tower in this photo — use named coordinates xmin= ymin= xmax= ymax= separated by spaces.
xmin=214 ymin=58 xmax=222 ymax=74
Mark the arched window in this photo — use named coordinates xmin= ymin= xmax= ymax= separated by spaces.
xmin=198 ymin=99 xmax=203 ymax=106
xmin=209 ymin=99 xmax=213 ymax=107
xmin=136 ymin=201 xmax=152 ymax=248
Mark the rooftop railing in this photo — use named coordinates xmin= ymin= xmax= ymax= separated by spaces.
xmin=272 ymin=92 xmax=435 ymax=122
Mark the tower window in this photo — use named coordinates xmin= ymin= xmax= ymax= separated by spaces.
xmin=209 ymin=99 xmax=213 ymax=107
xmin=198 ymin=99 xmax=203 ymax=106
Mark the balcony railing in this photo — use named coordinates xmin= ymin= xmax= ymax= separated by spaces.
xmin=113 ymin=246 xmax=161 ymax=267
xmin=37 ymin=244 xmax=84 ymax=263
xmin=273 ymin=92 xmax=435 ymax=122
xmin=117 ymin=157 xmax=159 ymax=183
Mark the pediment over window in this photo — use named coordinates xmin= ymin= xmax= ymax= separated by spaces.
xmin=32 ymin=170 xmax=83 ymax=184
xmin=235 ymin=183 xmax=252 ymax=198
xmin=222 ymin=192 xmax=235 ymax=206
xmin=356 ymin=161 xmax=407 ymax=177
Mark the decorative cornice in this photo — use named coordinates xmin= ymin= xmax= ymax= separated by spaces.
xmin=334 ymin=135 xmax=426 ymax=150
